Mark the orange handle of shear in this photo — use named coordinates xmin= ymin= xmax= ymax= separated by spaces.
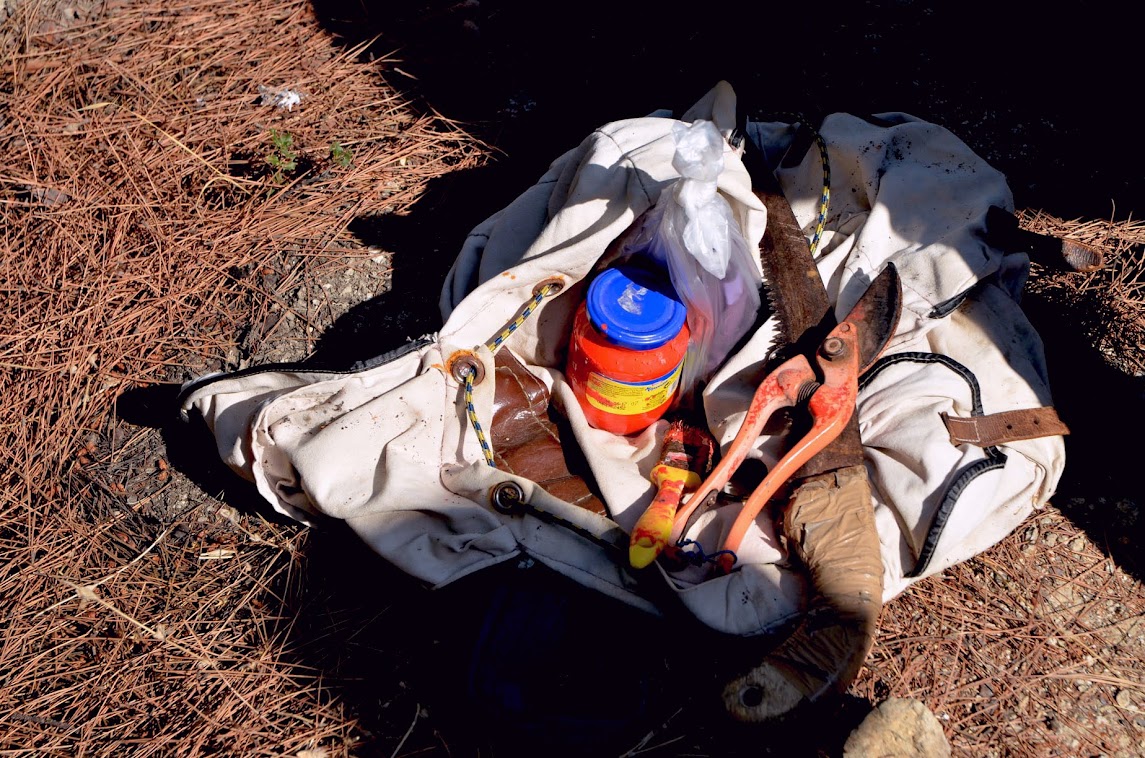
xmin=669 ymin=355 xmax=815 ymax=545
xmin=717 ymin=333 xmax=862 ymax=572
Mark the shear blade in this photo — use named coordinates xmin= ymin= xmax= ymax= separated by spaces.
xmin=842 ymin=263 xmax=902 ymax=374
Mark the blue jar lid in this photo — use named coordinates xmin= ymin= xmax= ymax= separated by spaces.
xmin=586 ymin=266 xmax=687 ymax=350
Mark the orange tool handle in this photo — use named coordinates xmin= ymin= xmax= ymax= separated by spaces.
xmin=718 ymin=333 xmax=861 ymax=570
xmin=717 ymin=372 xmax=858 ymax=571
xmin=669 ymin=355 xmax=815 ymax=545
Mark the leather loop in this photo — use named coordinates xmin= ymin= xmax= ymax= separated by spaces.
xmin=490 ymin=349 xmax=606 ymax=514
xmin=942 ymin=407 xmax=1069 ymax=447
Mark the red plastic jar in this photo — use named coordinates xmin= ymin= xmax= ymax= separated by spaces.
xmin=566 ymin=266 xmax=689 ymax=435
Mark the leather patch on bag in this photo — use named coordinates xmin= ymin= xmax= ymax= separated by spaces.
xmin=942 ymin=407 xmax=1070 ymax=447
xmin=490 ymin=350 xmax=606 ymax=514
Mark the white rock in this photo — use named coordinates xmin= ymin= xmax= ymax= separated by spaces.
xmin=843 ymin=698 xmax=951 ymax=758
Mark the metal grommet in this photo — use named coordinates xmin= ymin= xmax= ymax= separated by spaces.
xmin=490 ymin=481 xmax=525 ymax=514
xmin=739 ymin=685 xmax=765 ymax=709
xmin=533 ymin=277 xmax=564 ymax=297
xmin=448 ymin=350 xmax=485 ymax=384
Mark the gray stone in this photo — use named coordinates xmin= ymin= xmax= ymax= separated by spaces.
xmin=843 ymin=697 xmax=951 ymax=758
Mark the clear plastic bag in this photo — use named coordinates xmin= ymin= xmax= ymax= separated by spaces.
xmin=626 ymin=119 xmax=762 ymax=399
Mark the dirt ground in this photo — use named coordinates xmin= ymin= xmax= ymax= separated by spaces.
xmin=2 ymin=1 xmax=1143 ymax=756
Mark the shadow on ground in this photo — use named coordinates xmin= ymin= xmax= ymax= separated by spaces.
xmin=313 ymin=0 xmax=1143 ymax=222
xmin=1022 ymin=292 xmax=1145 ymax=579
xmin=274 ymin=530 xmax=878 ymax=757
xmin=303 ymin=165 xmax=521 ymax=367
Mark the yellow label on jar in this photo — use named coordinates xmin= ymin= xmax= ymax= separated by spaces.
xmin=584 ymin=362 xmax=683 ymax=416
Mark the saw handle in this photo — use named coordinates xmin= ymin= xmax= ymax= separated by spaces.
xmin=723 ymin=464 xmax=884 ymax=721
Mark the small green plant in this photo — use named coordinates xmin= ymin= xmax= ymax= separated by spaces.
xmin=330 ymin=141 xmax=353 ymax=168
xmin=265 ymin=129 xmax=297 ymax=182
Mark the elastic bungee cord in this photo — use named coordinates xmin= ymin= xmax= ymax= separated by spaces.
xmin=459 ymin=281 xmax=559 ymax=467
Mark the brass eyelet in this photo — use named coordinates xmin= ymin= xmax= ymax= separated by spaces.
xmin=533 ymin=277 xmax=565 ymax=297
xmin=447 ymin=350 xmax=485 ymax=384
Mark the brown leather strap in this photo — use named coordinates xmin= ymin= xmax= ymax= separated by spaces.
xmin=942 ymin=407 xmax=1070 ymax=447
xmin=490 ymin=350 xmax=607 ymax=514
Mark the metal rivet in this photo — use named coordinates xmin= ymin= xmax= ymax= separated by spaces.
xmin=448 ymin=351 xmax=485 ymax=384
xmin=491 ymin=481 xmax=525 ymax=513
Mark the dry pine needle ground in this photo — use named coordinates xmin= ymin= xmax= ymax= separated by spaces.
xmin=2 ymin=0 xmax=487 ymax=754
xmin=2 ymin=1 xmax=1144 ymax=756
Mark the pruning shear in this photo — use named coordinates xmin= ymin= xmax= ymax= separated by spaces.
xmin=668 ymin=259 xmax=902 ymax=574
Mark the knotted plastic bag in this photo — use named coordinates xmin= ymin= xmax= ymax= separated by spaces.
xmin=627 ymin=119 xmax=762 ymax=398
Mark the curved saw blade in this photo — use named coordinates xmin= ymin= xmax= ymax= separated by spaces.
xmin=752 ymin=186 xmax=903 ymax=480
xmin=756 ymin=189 xmax=829 ymax=351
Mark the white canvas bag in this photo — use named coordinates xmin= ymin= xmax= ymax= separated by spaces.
xmin=179 ymin=82 xmax=1066 ymax=637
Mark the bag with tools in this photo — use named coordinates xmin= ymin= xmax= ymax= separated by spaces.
xmin=178 ymin=81 xmax=1082 ymax=728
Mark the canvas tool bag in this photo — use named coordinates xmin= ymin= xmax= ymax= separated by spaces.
xmin=178 ymin=81 xmax=1067 ymax=643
